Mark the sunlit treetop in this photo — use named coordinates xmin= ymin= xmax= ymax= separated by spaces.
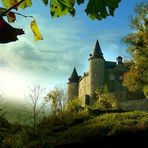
xmin=0 ymin=0 xmax=121 ymax=43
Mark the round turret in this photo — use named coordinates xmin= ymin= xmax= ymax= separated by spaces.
xmin=89 ymin=40 xmax=105 ymax=97
xmin=67 ymin=67 xmax=79 ymax=101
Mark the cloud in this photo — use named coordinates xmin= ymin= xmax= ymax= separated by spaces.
xmin=0 ymin=15 xmax=90 ymax=84
xmin=0 ymin=12 xmax=130 ymax=88
xmin=0 ymin=59 xmax=9 ymax=67
xmin=0 ymin=8 xmax=133 ymax=103
xmin=12 ymin=44 xmax=41 ymax=61
xmin=84 ymin=29 xmax=130 ymax=62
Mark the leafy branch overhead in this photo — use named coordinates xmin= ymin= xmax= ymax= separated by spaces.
xmin=0 ymin=0 xmax=121 ymax=43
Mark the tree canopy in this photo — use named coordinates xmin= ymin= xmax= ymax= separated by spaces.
xmin=0 ymin=0 xmax=121 ymax=43
xmin=123 ymin=3 xmax=148 ymax=98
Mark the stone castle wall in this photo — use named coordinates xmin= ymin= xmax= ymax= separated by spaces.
xmin=120 ymin=99 xmax=148 ymax=111
xmin=67 ymin=82 xmax=78 ymax=101
xmin=79 ymin=75 xmax=89 ymax=98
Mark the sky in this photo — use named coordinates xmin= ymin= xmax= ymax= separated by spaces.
xmin=0 ymin=0 xmax=147 ymax=103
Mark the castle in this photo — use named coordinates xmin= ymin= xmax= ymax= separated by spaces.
xmin=67 ymin=40 xmax=127 ymax=107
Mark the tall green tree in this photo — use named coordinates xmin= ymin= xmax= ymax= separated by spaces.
xmin=123 ymin=3 xmax=148 ymax=98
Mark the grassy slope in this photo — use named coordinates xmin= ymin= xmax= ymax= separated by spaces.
xmin=1 ymin=102 xmax=148 ymax=147
xmin=51 ymin=111 xmax=148 ymax=146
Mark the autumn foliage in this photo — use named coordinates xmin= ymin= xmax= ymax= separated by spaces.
xmin=123 ymin=3 xmax=148 ymax=97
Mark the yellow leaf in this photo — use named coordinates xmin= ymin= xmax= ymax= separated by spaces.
xmin=30 ymin=20 xmax=43 ymax=41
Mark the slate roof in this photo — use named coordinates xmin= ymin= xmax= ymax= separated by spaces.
xmin=116 ymin=56 xmax=123 ymax=60
xmin=69 ymin=67 xmax=79 ymax=82
xmin=89 ymin=40 xmax=104 ymax=59
xmin=105 ymin=61 xmax=116 ymax=69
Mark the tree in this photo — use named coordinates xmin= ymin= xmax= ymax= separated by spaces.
xmin=45 ymin=86 xmax=66 ymax=115
xmin=0 ymin=0 xmax=121 ymax=43
xmin=0 ymin=90 xmax=6 ymax=118
xmin=66 ymin=98 xmax=82 ymax=112
xmin=95 ymin=85 xmax=119 ymax=110
xmin=143 ymin=85 xmax=148 ymax=99
xmin=0 ymin=90 xmax=11 ymax=147
xmin=25 ymin=85 xmax=46 ymax=129
xmin=123 ymin=2 xmax=148 ymax=97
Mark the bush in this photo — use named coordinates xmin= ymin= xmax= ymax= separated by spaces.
xmin=66 ymin=98 xmax=83 ymax=112
xmin=94 ymin=85 xmax=120 ymax=110
xmin=144 ymin=85 xmax=148 ymax=99
xmin=38 ymin=99 xmax=90 ymax=132
xmin=0 ymin=116 xmax=11 ymax=145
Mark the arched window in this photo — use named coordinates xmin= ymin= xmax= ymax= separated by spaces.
xmin=94 ymin=72 xmax=97 ymax=78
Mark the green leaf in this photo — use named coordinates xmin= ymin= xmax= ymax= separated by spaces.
xmin=50 ymin=0 xmax=75 ymax=17
xmin=1 ymin=0 xmax=32 ymax=10
xmin=105 ymin=0 xmax=121 ymax=16
xmin=1 ymin=0 xmax=18 ymax=9
xmin=18 ymin=0 xmax=32 ymax=10
xmin=85 ymin=0 xmax=121 ymax=20
xmin=42 ymin=0 xmax=48 ymax=6
xmin=76 ymin=0 xmax=84 ymax=5
xmin=0 ymin=7 xmax=7 ymax=15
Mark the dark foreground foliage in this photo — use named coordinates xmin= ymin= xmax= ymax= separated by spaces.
xmin=1 ymin=109 xmax=148 ymax=148
xmin=55 ymin=130 xmax=148 ymax=148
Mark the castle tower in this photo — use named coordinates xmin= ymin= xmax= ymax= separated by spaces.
xmin=67 ymin=67 xmax=79 ymax=101
xmin=116 ymin=56 xmax=123 ymax=65
xmin=88 ymin=40 xmax=105 ymax=99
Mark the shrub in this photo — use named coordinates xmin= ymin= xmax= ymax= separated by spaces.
xmin=94 ymin=85 xmax=120 ymax=110
xmin=66 ymin=98 xmax=82 ymax=112
xmin=144 ymin=85 xmax=148 ymax=99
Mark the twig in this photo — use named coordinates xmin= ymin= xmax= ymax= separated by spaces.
xmin=0 ymin=0 xmax=25 ymax=16
xmin=13 ymin=12 xmax=34 ymax=19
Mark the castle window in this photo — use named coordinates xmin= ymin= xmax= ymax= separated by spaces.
xmin=110 ymin=75 xmax=115 ymax=81
xmin=119 ymin=75 xmax=123 ymax=81
xmin=94 ymin=72 xmax=97 ymax=78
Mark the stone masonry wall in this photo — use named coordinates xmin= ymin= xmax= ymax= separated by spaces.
xmin=120 ymin=99 xmax=148 ymax=111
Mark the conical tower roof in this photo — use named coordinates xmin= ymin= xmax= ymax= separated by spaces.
xmin=89 ymin=40 xmax=104 ymax=59
xmin=69 ymin=67 xmax=79 ymax=82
